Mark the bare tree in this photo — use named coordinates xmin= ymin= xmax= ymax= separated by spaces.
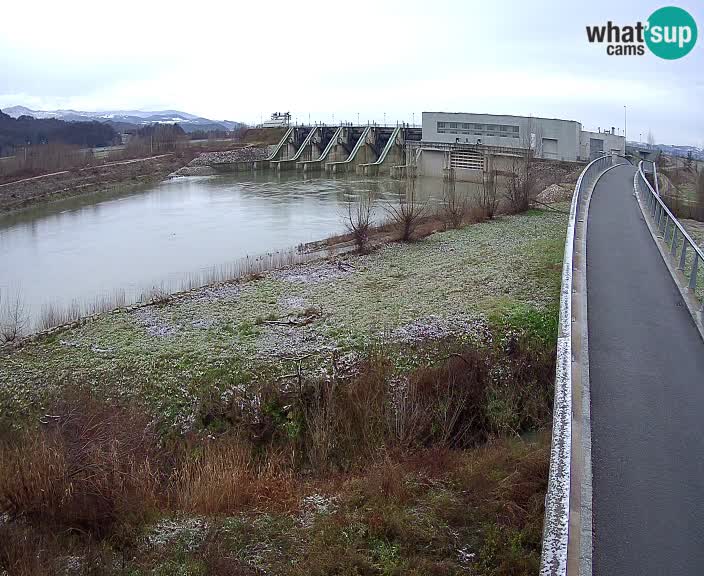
xmin=479 ymin=163 xmax=499 ymax=219
xmin=441 ymin=168 xmax=467 ymax=228
xmin=503 ymin=118 xmax=540 ymax=213
xmin=344 ymin=193 xmax=374 ymax=253
xmin=385 ymin=177 xmax=427 ymax=241
xmin=504 ymin=154 xmax=536 ymax=213
xmin=0 ymin=290 xmax=28 ymax=344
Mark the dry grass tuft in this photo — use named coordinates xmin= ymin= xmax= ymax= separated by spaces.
xmin=0 ymin=392 xmax=163 ymax=537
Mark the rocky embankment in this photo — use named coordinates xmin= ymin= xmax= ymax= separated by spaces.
xmin=170 ymin=146 xmax=273 ymax=177
xmin=0 ymin=154 xmax=186 ymax=212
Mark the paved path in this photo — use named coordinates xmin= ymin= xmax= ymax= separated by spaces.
xmin=587 ymin=163 xmax=704 ymax=575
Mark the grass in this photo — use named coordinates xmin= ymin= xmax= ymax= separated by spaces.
xmin=0 ymin=204 xmax=568 ymax=432
xmin=0 ymin=202 xmax=568 ymax=574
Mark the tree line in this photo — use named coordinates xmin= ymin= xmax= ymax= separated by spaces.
xmin=0 ymin=110 xmax=119 ymax=156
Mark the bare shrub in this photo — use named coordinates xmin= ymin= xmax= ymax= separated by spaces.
xmin=503 ymin=118 xmax=542 ymax=214
xmin=142 ymin=285 xmax=170 ymax=305
xmin=503 ymin=155 xmax=534 ymax=213
xmin=38 ymin=301 xmax=82 ymax=331
xmin=344 ymin=193 xmax=374 ymax=253
xmin=441 ymin=168 xmax=467 ymax=228
xmin=173 ymin=438 xmax=257 ymax=514
xmin=332 ymin=351 xmax=392 ymax=464
xmin=394 ymin=349 xmax=489 ymax=448
xmin=479 ymin=168 xmax=499 ymax=219
xmin=300 ymin=378 xmax=339 ymax=472
xmin=0 ymin=291 xmax=27 ymax=343
xmin=295 ymin=350 xmax=393 ymax=471
xmin=385 ymin=177 xmax=428 ymax=241
xmin=0 ymin=393 xmax=163 ymax=536
xmin=0 ymin=524 xmax=59 ymax=576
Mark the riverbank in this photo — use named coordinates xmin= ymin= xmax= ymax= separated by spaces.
xmin=0 ymin=140 xmax=278 ymax=213
xmin=0 ymin=203 xmax=569 ymax=574
xmin=1 ymin=203 xmax=568 ymax=425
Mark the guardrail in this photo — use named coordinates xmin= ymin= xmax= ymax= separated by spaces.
xmin=635 ymin=160 xmax=703 ymax=311
xmin=641 ymin=159 xmax=660 ymax=195
xmin=540 ymin=153 xmax=618 ymax=576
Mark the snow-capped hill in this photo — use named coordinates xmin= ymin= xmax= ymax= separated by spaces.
xmin=1 ymin=106 xmax=242 ymax=132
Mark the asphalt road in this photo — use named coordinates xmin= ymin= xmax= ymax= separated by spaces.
xmin=588 ymin=163 xmax=704 ymax=575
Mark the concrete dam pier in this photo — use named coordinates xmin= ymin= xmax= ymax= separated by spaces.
xmin=240 ymin=125 xmax=421 ymax=175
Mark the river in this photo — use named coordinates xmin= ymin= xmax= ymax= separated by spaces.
xmin=0 ymin=173 xmax=479 ymax=329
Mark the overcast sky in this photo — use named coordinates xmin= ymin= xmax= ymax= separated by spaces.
xmin=1 ymin=0 xmax=702 ymax=146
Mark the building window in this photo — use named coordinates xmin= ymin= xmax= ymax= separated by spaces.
xmin=436 ymin=121 xmax=520 ymax=140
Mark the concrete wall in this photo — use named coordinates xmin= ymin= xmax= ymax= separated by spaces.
xmin=579 ymin=130 xmax=626 ymax=160
xmin=422 ymin=112 xmax=582 ymax=162
xmin=416 ymin=148 xmax=447 ymax=179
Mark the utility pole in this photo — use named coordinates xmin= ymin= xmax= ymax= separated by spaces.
xmin=624 ymin=105 xmax=627 ymax=142
xmin=383 ymin=112 xmax=386 ymax=125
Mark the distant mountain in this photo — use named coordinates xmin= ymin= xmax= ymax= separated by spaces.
xmin=1 ymin=106 xmax=243 ymax=134
xmin=0 ymin=109 xmax=118 ymax=155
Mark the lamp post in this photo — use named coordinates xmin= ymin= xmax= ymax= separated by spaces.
xmin=624 ymin=105 xmax=627 ymax=142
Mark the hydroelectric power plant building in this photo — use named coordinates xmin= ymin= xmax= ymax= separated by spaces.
xmin=227 ymin=110 xmax=625 ymax=181
xmin=417 ymin=111 xmax=625 ymax=180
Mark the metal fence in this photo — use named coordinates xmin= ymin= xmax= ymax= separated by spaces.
xmin=641 ymin=158 xmax=660 ymax=195
xmin=540 ymin=153 xmax=617 ymax=576
xmin=635 ymin=160 xmax=704 ymax=310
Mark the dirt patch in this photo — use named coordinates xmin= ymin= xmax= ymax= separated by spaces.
xmin=242 ymin=127 xmax=287 ymax=145
xmin=390 ymin=315 xmax=489 ymax=344
xmin=132 ymin=306 xmax=181 ymax=338
xmin=269 ymin=259 xmax=357 ymax=284
xmin=536 ymin=183 xmax=574 ymax=204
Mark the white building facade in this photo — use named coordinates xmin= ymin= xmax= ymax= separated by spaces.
xmin=418 ymin=111 xmax=625 ymax=179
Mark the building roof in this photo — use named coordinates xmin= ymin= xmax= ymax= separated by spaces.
xmin=422 ymin=111 xmax=581 ymax=125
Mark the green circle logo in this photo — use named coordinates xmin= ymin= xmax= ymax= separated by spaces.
xmin=645 ymin=6 xmax=698 ymax=59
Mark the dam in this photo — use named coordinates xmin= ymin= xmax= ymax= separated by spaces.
xmin=219 ymin=124 xmax=422 ymax=176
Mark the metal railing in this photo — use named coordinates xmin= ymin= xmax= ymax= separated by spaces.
xmin=641 ymin=158 xmax=660 ymax=195
xmin=540 ymin=153 xmax=618 ymax=576
xmin=635 ymin=160 xmax=703 ymax=310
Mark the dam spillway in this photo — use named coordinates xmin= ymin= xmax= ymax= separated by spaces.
xmin=237 ymin=124 xmax=421 ymax=175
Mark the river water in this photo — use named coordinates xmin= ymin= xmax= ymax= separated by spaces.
xmin=0 ymin=173 xmax=479 ymax=329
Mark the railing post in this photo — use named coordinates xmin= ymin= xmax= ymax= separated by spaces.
xmin=671 ymin=228 xmax=679 ymax=257
xmin=690 ymin=256 xmax=700 ymax=291
xmin=679 ymin=243 xmax=688 ymax=271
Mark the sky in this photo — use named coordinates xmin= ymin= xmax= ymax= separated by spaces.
xmin=0 ymin=0 xmax=702 ymax=146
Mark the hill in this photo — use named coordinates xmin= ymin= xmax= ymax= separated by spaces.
xmin=0 ymin=110 xmax=118 ymax=155
xmin=2 ymin=106 xmax=243 ymax=134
